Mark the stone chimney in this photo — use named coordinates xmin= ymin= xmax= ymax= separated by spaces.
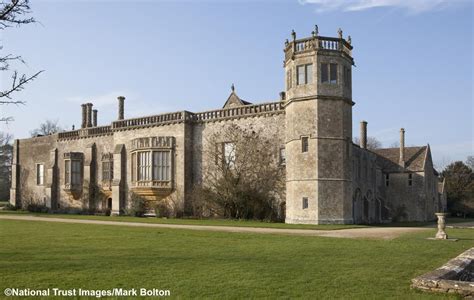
xmin=360 ymin=121 xmax=367 ymax=149
xmin=93 ymin=109 xmax=98 ymax=127
xmin=399 ymin=128 xmax=405 ymax=167
xmin=117 ymin=96 xmax=125 ymax=120
xmin=86 ymin=103 xmax=93 ymax=128
xmin=81 ymin=104 xmax=87 ymax=129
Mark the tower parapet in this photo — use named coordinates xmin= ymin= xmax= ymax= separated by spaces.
xmin=284 ymin=28 xmax=353 ymax=64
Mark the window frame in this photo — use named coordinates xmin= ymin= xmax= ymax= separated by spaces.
xmin=302 ymin=197 xmax=309 ymax=209
xmin=36 ymin=163 xmax=44 ymax=186
xmin=385 ymin=174 xmax=390 ymax=187
xmin=301 ymin=136 xmax=309 ymax=153
xmin=102 ymin=160 xmax=114 ymax=182
xmin=223 ymin=142 xmax=236 ymax=168
xmin=131 ymin=149 xmax=173 ymax=187
xmin=279 ymin=147 xmax=286 ymax=166
xmin=64 ymin=158 xmax=83 ymax=190
xmin=321 ymin=63 xmax=338 ymax=85
xmin=296 ymin=64 xmax=313 ymax=85
xmin=408 ymin=173 xmax=413 ymax=187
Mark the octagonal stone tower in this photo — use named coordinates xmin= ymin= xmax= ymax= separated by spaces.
xmin=284 ymin=27 xmax=354 ymax=224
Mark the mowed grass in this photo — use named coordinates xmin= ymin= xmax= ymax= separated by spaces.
xmin=0 ymin=219 xmax=472 ymax=299
xmin=0 ymin=210 xmax=367 ymax=230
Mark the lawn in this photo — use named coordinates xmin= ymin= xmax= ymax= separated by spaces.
xmin=0 ymin=219 xmax=472 ymax=299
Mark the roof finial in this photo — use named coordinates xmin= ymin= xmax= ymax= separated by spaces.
xmin=291 ymin=29 xmax=296 ymax=41
xmin=338 ymin=28 xmax=343 ymax=39
xmin=347 ymin=35 xmax=352 ymax=45
xmin=315 ymin=25 xmax=319 ymax=36
xmin=231 ymin=83 xmax=235 ymax=92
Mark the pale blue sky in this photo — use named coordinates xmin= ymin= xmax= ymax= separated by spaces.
xmin=1 ymin=0 xmax=472 ymax=168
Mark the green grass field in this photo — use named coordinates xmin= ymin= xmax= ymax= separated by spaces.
xmin=0 ymin=219 xmax=472 ymax=299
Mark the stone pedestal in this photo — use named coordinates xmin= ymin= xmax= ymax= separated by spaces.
xmin=435 ymin=212 xmax=448 ymax=239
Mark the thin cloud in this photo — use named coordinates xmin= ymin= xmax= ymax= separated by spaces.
xmin=299 ymin=0 xmax=468 ymax=13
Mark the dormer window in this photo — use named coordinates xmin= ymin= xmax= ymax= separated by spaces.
xmin=296 ymin=64 xmax=313 ymax=85
xmin=321 ymin=63 xmax=337 ymax=84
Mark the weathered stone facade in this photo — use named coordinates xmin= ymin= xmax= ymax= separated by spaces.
xmin=10 ymin=28 xmax=446 ymax=224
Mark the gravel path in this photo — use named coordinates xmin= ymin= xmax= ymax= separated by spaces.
xmin=0 ymin=215 xmax=430 ymax=240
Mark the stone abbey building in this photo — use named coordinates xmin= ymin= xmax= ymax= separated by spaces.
xmin=10 ymin=28 xmax=446 ymax=224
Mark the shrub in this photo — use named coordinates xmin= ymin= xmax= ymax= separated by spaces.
xmin=4 ymin=203 xmax=17 ymax=211
xmin=124 ymin=193 xmax=147 ymax=217
xmin=26 ymin=202 xmax=49 ymax=213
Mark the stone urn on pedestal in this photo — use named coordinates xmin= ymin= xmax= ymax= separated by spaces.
xmin=435 ymin=212 xmax=449 ymax=239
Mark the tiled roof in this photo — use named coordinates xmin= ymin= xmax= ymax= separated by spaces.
xmin=374 ymin=146 xmax=428 ymax=172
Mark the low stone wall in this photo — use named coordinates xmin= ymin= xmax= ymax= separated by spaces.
xmin=411 ymin=247 xmax=474 ymax=297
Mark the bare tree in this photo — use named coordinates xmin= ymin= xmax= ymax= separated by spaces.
xmin=30 ymin=119 xmax=62 ymax=137
xmin=0 ymin=0 xmax=42 ymax=122
xmin=192 ymin=124 xmax=285 ymax=221
xmin=353 ymin=136 xmax=382 ymax=150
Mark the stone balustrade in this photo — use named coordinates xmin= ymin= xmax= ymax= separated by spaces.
xmin=58 ymin=101 xmax=284 ymax=140
xmin=285 ymin=36 xmax=352 ymax=61
xmin=192 ymin=101 xmax=284 ymax=122
xmin=58 ymin=126 xmax=112 ymax=141
xmin=112 ymin=111 xmax=186 ymax=130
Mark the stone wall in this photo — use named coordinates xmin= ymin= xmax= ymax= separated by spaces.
xmin=411 ymin=247 xmax=474 ymax=297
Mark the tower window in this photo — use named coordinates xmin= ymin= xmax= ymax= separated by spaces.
xmin=279 ymin=147 xmax=286 ymax=165
xmin=301 ymin=136 xmax=309 ymax=153
xmin=344 ymin=66 xmax=351 ymax=88
xmin=330 ymin=63 xmax=337 ymax=84
xmin=36 ymin=164 xmax=44 ymax=185
xmin=385 ymin=174 xmax=390 ymax=187
xmin=322 ymin=63 xmax=338 ymax=84
xmin=408 ymin=173 xmax=413 ymax=186
xmin=302 ymin=197 xmax=309 ymax=209
xmin=296 ymin=64 xmax=313 ymax=85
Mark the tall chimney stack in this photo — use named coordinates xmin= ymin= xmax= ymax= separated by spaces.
xmin=399 ymin=128 xmax=405 ymax=167
xmin=81 ymin=104 xmax=87 ymax=129
xmin=118 ymin=96 xmax=125 ymax=120
xmin=86 ymin=103 xmax=93 ymax=128
xmin=360 ymin=121 xmax=367 ymax=149
xmin=92 ymin=109 xmax=98 ymax=127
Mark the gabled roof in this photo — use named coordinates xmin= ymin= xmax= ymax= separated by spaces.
xmin=222 ymin=87 xmax=252 ymax=109
xmin=374 ymin=146 xmax=428 ymax=173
